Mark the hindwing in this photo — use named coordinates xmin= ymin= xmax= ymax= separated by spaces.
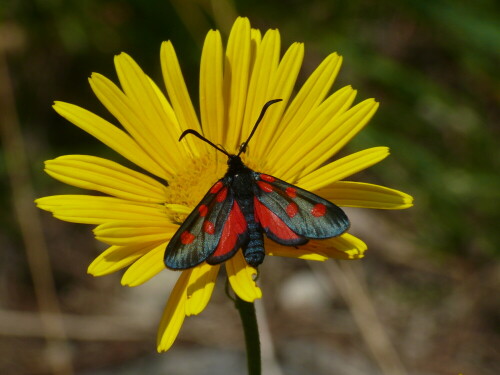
xmin=253 ymin=172 xmax=350 ymax=241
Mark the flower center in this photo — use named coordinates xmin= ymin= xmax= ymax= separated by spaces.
xmin=164 ymin=151 xmax=266 ymax=223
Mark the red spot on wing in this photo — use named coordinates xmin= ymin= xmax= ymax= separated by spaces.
xmin=286 ymin=202 xmax=298 ymax=218
xmin=260 ymin=174 xmax=276 ymax=182
xmin=211 ymin=202 xmax=247 ymax=258
xmin=285 ymin=187 xmax=297 ymax=198
xmin=254 ymin=198 xmax=301 ymax=241
xmin=257 ymin=181 xmax=273 ymax=193
xmin=311 ymin=203 xmax=327 ymax=217
xmin=203 ymin=221 xmax=215 ymax=234
xmin=210 ymin=181 xmax=224 ymax=194
xmin=180 ymin=231 xmax=195 ymax=244
xmin=216 ymin=187 xmax=228 ymax=202
xmin=198 ymin=204 xmax=208 ymax=217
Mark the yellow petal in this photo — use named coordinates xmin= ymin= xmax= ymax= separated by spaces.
xmin=298 ymin=147 xmax=390 ymax=191
xmin=185 ymin=263 xmax=220 ymax=316
xmin=265 ymin=234 xmax=366 ymax=261
xmin=89 ymin=70 xmax=181 ymax=176
xmin=53 ymin=101 xmax=168 ymax=180
xmin=157 ymin=270 xmax=191 ymax=352
xmin=240 ymin=29 xmax=280 ymax=141
xmin=199 ymin=29 xmax=224 ymax=144
xmin=253 ymin=42 xmax=304 ymax=158
xmin=317 ymin=181 xmax=414 ymax=209
xmin=249 ymin=28 xmax=262 ymax=77
xmin=161 ymin=41 xmax=204 ymax=157
xmin=307 ymin=233 xmax=367 ymax=259
xmin=148 ymin=75 xmax=198 ymax=158
xmin=93 ymin=220 xmax=176 ymax=246
xmin=226 ymin=251 xmax=262 ymax=302
xmin=36 ymin=195 xmax=167 ymax=224
xmin=114 ymin=53 xmax=187 ymax=165
xmin=88 ymin=242 xmax=164 ymax=276
xmin=45 ymin=155 xmax=168 ymax=203
xmin=165 ymin=204 xmax=191 ymax=215
xmin=266 ymin=240 xmax=328 ymax=261
xmin=121 ymin=243 xmax=166 ymax=286
xmin=270 ymin=85 xmax=357 ymax=177
xmin=295 ymin=99 xmax=379 ymax=178
xmin=223 ymin=17 xmax=252 ymax=151
xmin=267 ymin=53 xmax=342 ymax=152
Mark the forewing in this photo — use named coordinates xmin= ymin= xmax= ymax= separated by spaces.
xmin=254 ymin=197 xmax=308 ymax=246
xmin=253 ymin=172 xmax=350 ymax=239
xmin=164 ymin=180 xmax=233 ymax=269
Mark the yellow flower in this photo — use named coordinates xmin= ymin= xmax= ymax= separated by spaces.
xmin=36 ymin=17 xmax=412 ymax=352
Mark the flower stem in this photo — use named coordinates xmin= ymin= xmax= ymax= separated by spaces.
xmin=234 ymin=296 xmax=261 ymax=375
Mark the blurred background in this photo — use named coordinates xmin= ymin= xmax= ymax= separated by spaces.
xmin=1 ymin=0 xmax=499 ymax=374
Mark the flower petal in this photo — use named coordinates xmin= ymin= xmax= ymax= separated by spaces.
xmin=148 ymin=75 xmax=198 ymax=158
xmin=307 ymin=234 xmax=367 ymax=259
xmin=89 ymin=73 xmax=180 ymax=176
xmin=52 ymin=101 xmax=168 ymax=179
xmin=266 ymin=240 xmax=328 ymax=261
xmin=185 ymin=263 xmax=220 ymax=316
xmin=157 ymin=270 xmax=191 ymax=352
xmin=114 ymin=53 xmax=189 ymax=165
xmin=165 ymin=204 xmax=191 ymax=215
xmin=223 ymin=17 xmax=252 ymax=151
xmin=267 ymin=53 xmax=342 ymax=152
xmin=200 ymin=29 xmax=224 ymax=144
xmin=121 ymin=243 xmax=166 ymax=286
xmin=265 ymin=234 xmax=366 ymax=261
xmin=161 ymin=41 xmax=204 ymax=157
xmin=270 ymin=85 xmax=357 ymax=177
xmin=295 ymin=99 xmax=379 ymax=179
xmin=45 ymin=155 xmax=168 ymax=203
xmin=93 ymin=220 xmax=176 ymax=246
xmin=298 ymin=147 xmax=390 ymax=191
xmin=317 ymin=181 xmax=414 ymax=209
xmin=88 ymin=242 xmax=164 ymax=276
xmin=36 ymin=195 xmax=167 ymax=224
xmin=249 ymin=28 xmax=262 ymax=75
xmin=226 ymin=251 xmax=262 ymax=302
xmin=240 ymin=29 xmax=280 ymax=141
xmin=253 ymin=42 xmax=304 ymax=158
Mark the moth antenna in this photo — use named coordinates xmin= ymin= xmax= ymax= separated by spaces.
xmin=238 ymin=99 xmax=282 ymax=156
xmin=179 ymin=129 xmax=231 ymax=157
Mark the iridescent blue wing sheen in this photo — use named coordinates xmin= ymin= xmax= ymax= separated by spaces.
xmin=252 ymin=172 xmax=350 ymax=243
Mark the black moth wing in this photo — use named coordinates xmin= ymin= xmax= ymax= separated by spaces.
xmin=253 ymin=172 xmax=350 ymax=239
xmin=164 ymin=180 xmax=233 ymax=270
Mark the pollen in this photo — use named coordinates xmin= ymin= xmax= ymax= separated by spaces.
xmin=164 ymin=152 xmax=226 ymax=223
xmin=164 ymin=152 xmax=265 ymax=223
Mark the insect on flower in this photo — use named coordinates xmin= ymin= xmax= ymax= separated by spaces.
xmin=164 ymin=99 xmax=350 ymax=270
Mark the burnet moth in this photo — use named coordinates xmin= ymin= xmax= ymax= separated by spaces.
xmin=164 ymin=99 xmax=350 ymax=270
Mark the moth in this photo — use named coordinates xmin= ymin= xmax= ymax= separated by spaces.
xmin=164 ymin=99 xmax=350 ymax=269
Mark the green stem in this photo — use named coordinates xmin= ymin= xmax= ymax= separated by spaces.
xmin=234 ymin=295 xmax=261 ymax=375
